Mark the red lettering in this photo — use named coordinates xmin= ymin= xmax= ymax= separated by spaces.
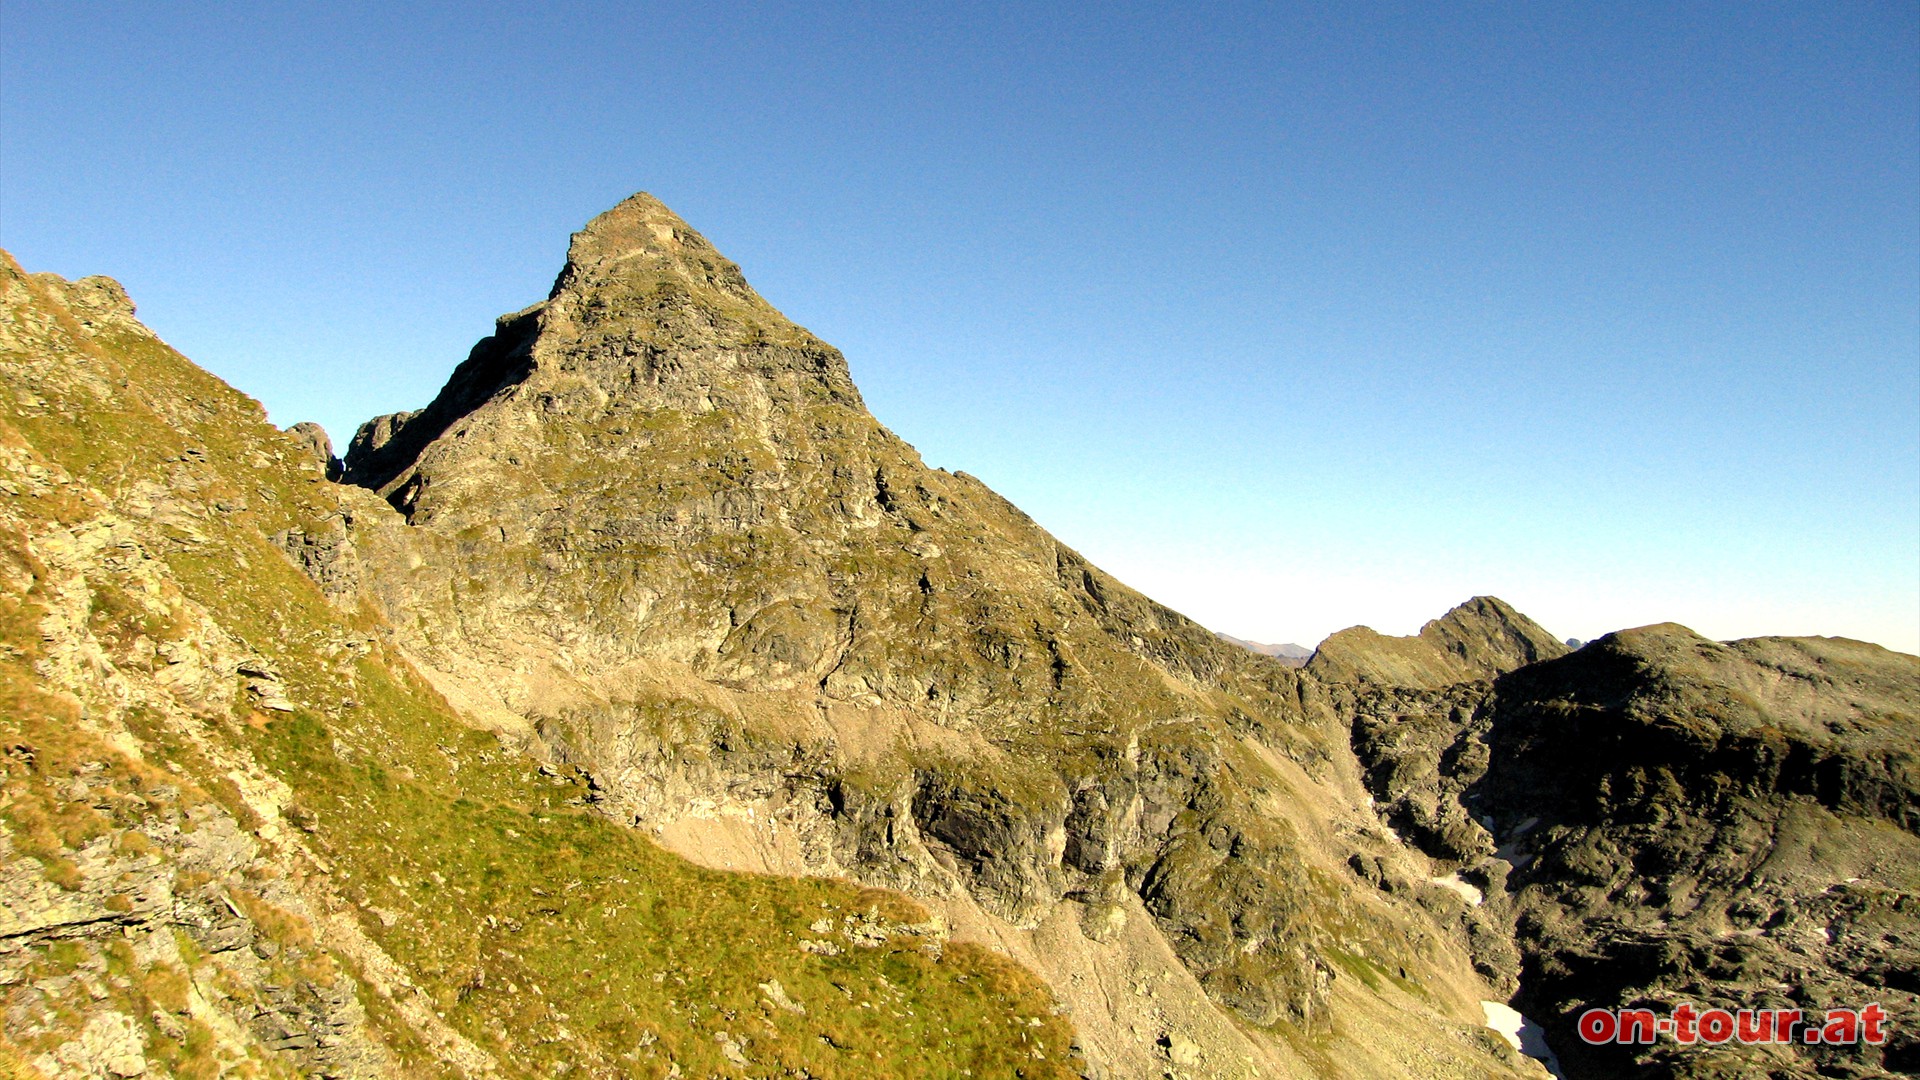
xmin=1862 ymin=1003 xmax=1888 ymax=1045
xmin=1673 ymin=1003 xmax=1699 ymax=1044
xmin=1617 ymin=1009 xmax=1656 ymax=1044
xmin=1563 ymin=1003 xmax=1883 ymax=1048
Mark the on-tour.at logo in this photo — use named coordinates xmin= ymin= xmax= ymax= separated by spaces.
xmin=1577 ymin=1003 xmax=1890 ymax=1047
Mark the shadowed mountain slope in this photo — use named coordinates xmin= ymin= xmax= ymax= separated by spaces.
xmin=1346 ymin=621 xmax=1920 ymax=1079
xmin=1481 ymin=627 xmax=1919 ymax=1079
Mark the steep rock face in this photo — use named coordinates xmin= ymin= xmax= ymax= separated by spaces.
xmin=0 ymin=251 xmax=1087 ymax=1080
xmin=1482 ymin=628 xmax=1919 ymax=1080
xmin=1309 ymin=596 xmax=1569 ymax=689
xmin=1349 ymin=621 xmax=1920 ymax=1079
xmin=12 ymin=193 xmax=1908 ymax=1080
xmin=336 ymin=194 xmax=1536 ymax=1077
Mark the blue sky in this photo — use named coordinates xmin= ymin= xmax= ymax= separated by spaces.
xmin=4 ymin=2 xmax=1916 ymax=652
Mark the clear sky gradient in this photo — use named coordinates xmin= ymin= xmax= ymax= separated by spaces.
xmin=4 ymin=2 xmax=1916 ymax=653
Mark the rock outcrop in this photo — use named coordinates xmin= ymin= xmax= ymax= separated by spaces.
xmin=1483 ymin=628 xmax=1919 ymax=1079
xmin=284 ymin=421 xmax=343 ymax=482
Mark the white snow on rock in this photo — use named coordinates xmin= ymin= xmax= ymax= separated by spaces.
xmin=1429 ymin=872 xmax=1484 ymax=906
xmin=1481 ymin=1000 xmax=1566 ymax=1077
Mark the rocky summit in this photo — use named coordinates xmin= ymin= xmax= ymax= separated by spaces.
xmin=3 ymin=194 xmax=1914 ymax=1080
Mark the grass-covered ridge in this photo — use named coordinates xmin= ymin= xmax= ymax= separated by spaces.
xmin=0 ymin=250 xmax=1081 ymax=1078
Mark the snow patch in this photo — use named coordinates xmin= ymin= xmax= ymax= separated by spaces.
xmin=1481 ymin=1001 xmax=1565 ymax=1077
xmin=1429 ymin=873 xmax=1483 ymax=906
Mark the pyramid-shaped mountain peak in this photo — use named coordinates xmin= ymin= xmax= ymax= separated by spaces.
xmin=19 ymin=194 xmax=1900 ymax=1080
xmin=568 ymin=191 xmax=704 ymax=262
xmin=548 ymin=191 xmax=770 ymax=315
xmin=342 ymin=193 xmax=860 ymax=501
xmin=335 ymin=190 xmax=1263 ymax=740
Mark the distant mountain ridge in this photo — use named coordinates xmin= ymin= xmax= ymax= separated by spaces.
xmin=1214 ymin=633 xmax=1312 ymax=664
xmin=1307 ymin=596 xmax=1570 ymax=688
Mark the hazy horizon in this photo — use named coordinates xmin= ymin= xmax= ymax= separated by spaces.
xmin=4 ymin=3 xmax=1914 ymax=654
